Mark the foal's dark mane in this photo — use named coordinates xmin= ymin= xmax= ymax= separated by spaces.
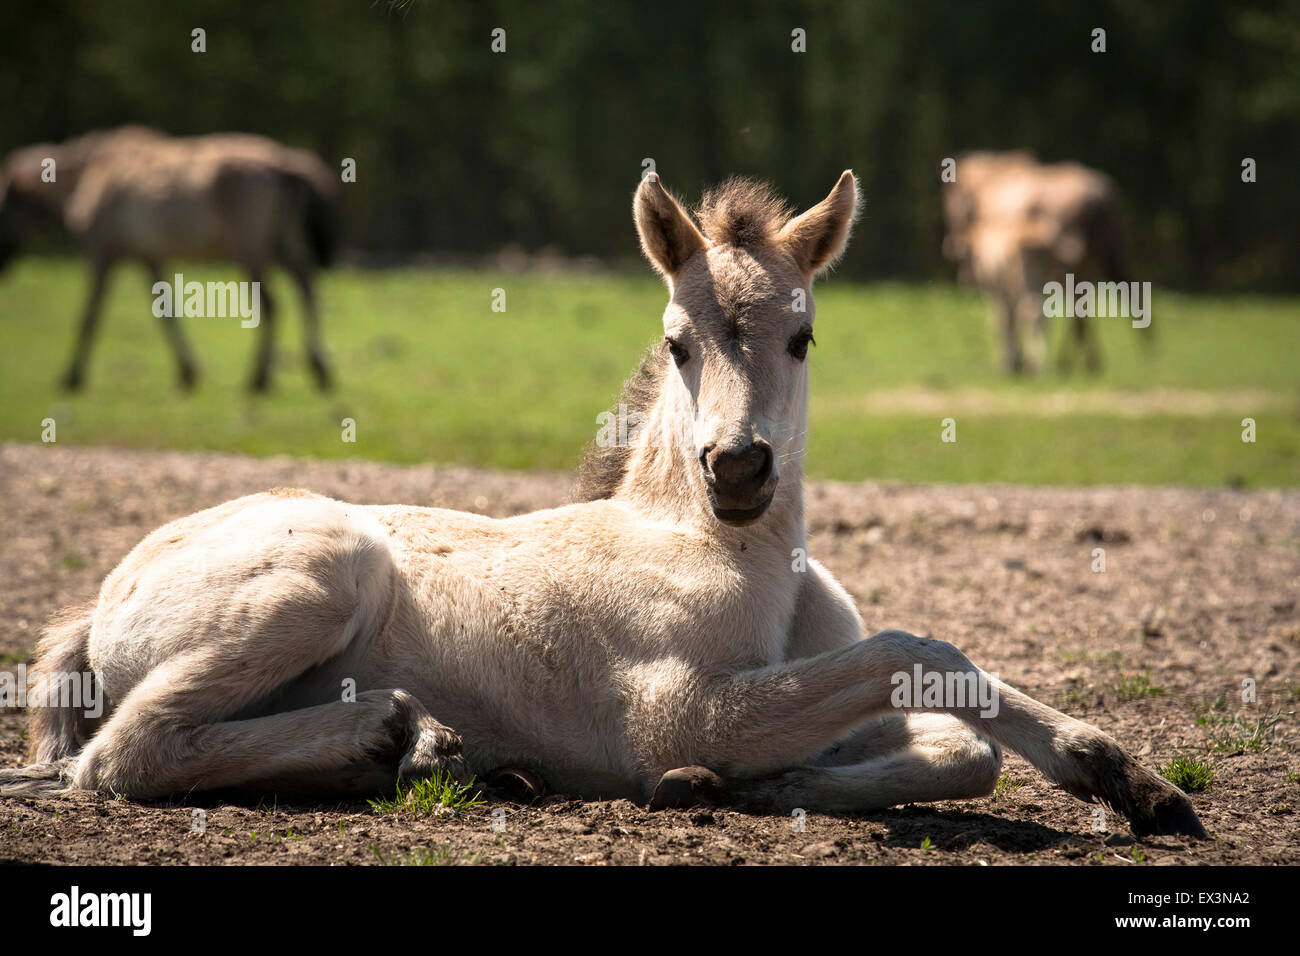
xmin=575 ymin=177 xmax=794 ymax=501
xmin=574 ymin=344 xmax=665 ymax=501
xmin=694 ymin=176 xmax=793 ymax=249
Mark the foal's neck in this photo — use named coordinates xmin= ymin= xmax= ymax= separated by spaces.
xmin=614 ymin=368 xmax=807 ymax=556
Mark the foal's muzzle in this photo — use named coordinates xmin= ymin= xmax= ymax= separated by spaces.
xmin=699 ymin=440 xmax=777 ymax=525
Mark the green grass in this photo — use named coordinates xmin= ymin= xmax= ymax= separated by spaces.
xmin=369 ymin=843 xmax=479 ymax=866
xmin=1159 ymin=755 xmax=1215 ymax=793
xmin=368 ymin=769 xmax=486 ymax=815
xmin=1112 ymin=671 xmax=1166 ymax=702
xmin=991 ymin=774 xmax=1027 ymax=800
xmin=2 ymin=258 xmax=1297 ymax=486
xmin=1195 ymin=704 xmax=1291 ymax=754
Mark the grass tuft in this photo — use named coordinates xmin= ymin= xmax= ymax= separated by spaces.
xmin=368 ymin=768 xmax=486 ymax=816
xmin=370 ymin=843 xmax=479 ymax=866
xmin=991 ymin=775 xmax=1027 ymax=800
xmin=1196 ymin=704 xmax=1291 ymax=754
xmin=1112 ymin=671 xmax=1165 ymax=701
xmin=1159 ymin=755 xmax=1214 ymax=793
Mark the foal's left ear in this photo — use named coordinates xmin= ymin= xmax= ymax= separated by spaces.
xmin=779 ymin=170 xmax=860 ymax=277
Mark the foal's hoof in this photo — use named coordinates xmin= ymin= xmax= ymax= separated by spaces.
xmin=398 ymin=726 xmax=472 ymax=787
xmin=486 ymin=767 xmax=545 ymax=804
xmin=649 ymin=766 xmax=729 ymax=811
xmin=1129 ymin=784 xmax=1208 ymax=839
xmin=1095 ymin=754 xmax=1209 ymax=840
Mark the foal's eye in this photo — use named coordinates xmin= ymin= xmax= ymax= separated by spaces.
xmin=665 ymin=337 xmax=690 ymax=367
xmin=788 ymin=329 xmax=815 ymax=361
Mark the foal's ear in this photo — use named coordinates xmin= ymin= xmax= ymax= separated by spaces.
xmin=779 ymin=170 xmax=860 ymax=277
xmin=634 ymin=173 xmax=707 ymax=281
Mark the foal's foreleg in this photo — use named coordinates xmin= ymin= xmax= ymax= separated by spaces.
xmin=697 ymin=713 xmax=1003 ymax=814
xmin=692 ymin=630 xmax=1204 ymax=837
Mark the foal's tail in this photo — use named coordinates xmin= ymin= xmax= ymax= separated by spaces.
xmin=27 ymin=604 xmax=101 ymax=763
xmin=0 ymin=604 xmax=99 ymax=797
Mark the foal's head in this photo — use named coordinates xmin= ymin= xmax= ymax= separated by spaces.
xmin=633 ymin=171 xmax=858 ymax=525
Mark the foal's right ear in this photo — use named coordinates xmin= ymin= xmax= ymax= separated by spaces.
xmin=634 ymin=173 xmax=707 ymax=282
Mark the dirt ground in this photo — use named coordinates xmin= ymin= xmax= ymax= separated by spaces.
xmin=0 ymin=442 xmax=1296 ymax=866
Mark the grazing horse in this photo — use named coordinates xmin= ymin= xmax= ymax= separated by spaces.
xmin=0 ymin=126 xmax=338 ymax=391
xmin=942 ymin=151 xmax=1133 ymax=374
xmin=0 ymin=172 xmax=1204 ymax=839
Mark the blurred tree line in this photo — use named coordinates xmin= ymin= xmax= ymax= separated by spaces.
xmin=1 ymin=0 xmax=1296 ymax=289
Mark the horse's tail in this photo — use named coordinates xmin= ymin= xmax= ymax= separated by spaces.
xmin=279 ymin=168 xmax=339 ymax=269
xmin=0 ymin=604 xmax=99 ymax=796
xmin=26 ymin=603 xmax=100 ymax=763
xmin=304 ymin=176 xmax=339 ymax=268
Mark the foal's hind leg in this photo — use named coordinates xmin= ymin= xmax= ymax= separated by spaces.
xmin=73 ymin=510 xmax=464 ymax=798
xmin=74 ymin=654 xmax=468 ymax=799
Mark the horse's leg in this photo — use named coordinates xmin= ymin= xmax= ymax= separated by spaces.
xmin=63 ymin=499 xmax=468 ymax=799
xmin=287 ymin=263 xmax=332 ymax=389
xmin=1014 ymin=251 xmax=1049 ymax=375
xmin=657 ymin=629 xmax=1204 ymax=837
xmin=248 ymin=270 xmax=276 ymax=391
xmin=62 ymin=259 xmax=114 ymax=390
xmin=73 ymin=675 xmax=466 ymax=799
xmin=653 ymin=713 xmax=1002 ymax=813
xmin=1076 ymin=311 xmax=1102 ymax=373
xmin=145 ymin=261 xmax=198 ymax=388
xmin=70 ymin=556 xmax=465 ymax=799
xmin=996 ymin=292 xmax=1022 ymax=374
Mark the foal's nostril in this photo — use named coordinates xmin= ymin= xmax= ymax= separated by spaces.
xmin=699 ymin=444 xmax=714 ymax=473
xmin=752 ymin=441 xmax=773 ymax=484
xmin=706 ymin=442 xmax=773 ymax=491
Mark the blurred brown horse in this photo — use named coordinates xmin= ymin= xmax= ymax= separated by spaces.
xmin=0 ymin=126 xmax=338 ymax=390
xmin=942 ymin=151 xmax=1134 ymax=374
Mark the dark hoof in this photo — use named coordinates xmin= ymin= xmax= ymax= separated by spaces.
xmin=1132 ymin=788 xmax=1208 ymax=840
xmin=179 ymin=366 xmax=199 ymax=390
xmin=310 ymin=358 xmax=334 ymax=391
xmin=648 ymin=766 xmax=729 ymax=811
xmin=1109 ymin=761 xmax=1209 ymax=840
xmin=60 ymin=370 xmax=83 ymax=392
xmin=486 ymin=767 xmax=545 ymax=804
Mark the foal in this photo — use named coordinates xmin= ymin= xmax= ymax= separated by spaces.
xmin=0 ymin=172 xmax=1204 ymax=838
